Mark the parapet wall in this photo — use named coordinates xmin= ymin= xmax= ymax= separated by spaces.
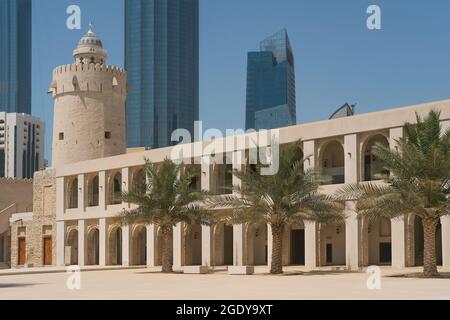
xmin=49 ymin=63 xmax=128 ymax=97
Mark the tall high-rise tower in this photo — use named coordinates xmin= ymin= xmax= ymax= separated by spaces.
xmin=0 ymin=0 xmax=32 ymax=114
xmin=245 ymin=29 xmax=296 ymax=130
xmin=125 ymin=0 xmax=199 ymax=149
xmin=49 ymin=25 xmax=128 ymax=167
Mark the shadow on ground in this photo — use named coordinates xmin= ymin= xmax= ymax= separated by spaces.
xmin=0 ymin=283 xmax=42 ymax=288
xmin=388 ymin=272 xmax=450 ymax=279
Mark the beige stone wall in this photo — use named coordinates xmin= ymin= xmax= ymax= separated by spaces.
xmin=10 ymin=169 xmax=56 ymax=268
xmin=0 ymin=178 xmax=33 ymax=212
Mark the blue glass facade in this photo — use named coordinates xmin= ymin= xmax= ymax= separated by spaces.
xmin=0 ymin=0 xmax=31 ymax=114
xmin=245 ymin=30 xmax=296 ymax=130
xmin=125 ymin=0 xmax=199 ymax=149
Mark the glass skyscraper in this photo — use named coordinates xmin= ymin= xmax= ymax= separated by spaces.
xmin=245 ymin=29 xmax=296 ymax=130
xmin=0 ymin=0 xmax=32 ymax=114
xmin=125 ymin=0 xmax=199 ymax=149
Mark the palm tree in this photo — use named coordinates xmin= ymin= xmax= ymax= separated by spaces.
xmin=335 ymin=110 xmax=450 ymax=277
xmin=207 ymin=141 xmax=344 ymax=274
xmin=116 ymin=158 xmax=212 ymax=273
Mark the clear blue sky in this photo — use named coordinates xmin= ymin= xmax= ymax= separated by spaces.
xmin=32 ymin=0 xmax=450 ymax=162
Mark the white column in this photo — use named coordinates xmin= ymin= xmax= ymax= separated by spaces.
xmin=303 ymin=140 xmax=316 ymax=171
xmin=267 ymin=224 xmax=273 ymax=267
xmin=232 ymin=150 xmax=245 ymax=187
xmin=201 ymin=156 xmax=211 ymax=191
xmin=202 ymin=225 xmax=213 ymax=267
xmin=441 ymin=216 xmax=450 ymax=269
xmin=231 ymin=150 xmax=247 ymax=267
xmin=173 ymin=223 xmax=183 ymax=268
xmin=99 ymin=171 xmax=106 ymax=209
xmin=345 ymin=202 xmax=359 ymax=270
xmin=389 ymin=127 xmax=403 ymax=150
xmin=99 ymin=218 xmax=107 ymax=266
xmin=233 ymin=224 xmax=245 ymax=266
xmin=344 ymin=134 xmax=358 ymax=184
xmin=56 ymin=177 xmax=65 ymax=218
xmin=77 ymin=174 xmax=85 ymax=211
xmin=56 ymin=221 xmax=65 ymax=266
xmin=391 ymin=216 xmax=406 ymax=269
xmin=122 ymin=167 xmax=129 ymax=208
xmin=305 ymin=221 xmax=317 ymax=270
xmin=146 ymin=224 xmax=156 ymax=267
xmin=78 ymin=220 xmax=85 ymax=266
xmin=122 ymin=225 xmax=130 ymax=266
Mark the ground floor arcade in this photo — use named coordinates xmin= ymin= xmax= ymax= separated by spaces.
xmin=54 ymin=212 xmax=450 ymax=272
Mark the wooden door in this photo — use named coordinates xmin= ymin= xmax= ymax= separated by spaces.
xmin=18 ymin=238 xmax=26 ymax=265
xmin=43 ymin=237 xmax=52 ymax=265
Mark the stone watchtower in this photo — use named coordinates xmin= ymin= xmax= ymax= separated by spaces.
xmin=49 ymin=24 xmax=128 ymax=167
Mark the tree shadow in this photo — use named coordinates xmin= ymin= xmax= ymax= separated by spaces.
xmin=0 ymin=283 xmax=42 ymax=288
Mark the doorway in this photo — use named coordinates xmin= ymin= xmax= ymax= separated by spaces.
xmin=18 ymin=238 xmax=26 ymax=266
xmin=43 ymin=237 xmax=52 ymax=265
xmin=290 ymin=229 xmax=305 ymax=265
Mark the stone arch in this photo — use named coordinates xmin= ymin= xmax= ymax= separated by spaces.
xmin=407 ymin=214 xmax=443 ymax=267
xmin=366 ymin=217 xmax=392 ymax=265
xmin=319 ymin=140 xmax=345 ymax=184
xmin=131 ymin=225 xmax=146 ymax=265
xmin=86 ymin=226 xmax=100 ymax=265
xmin=246 ymin=223 xmax=268 ymax=266
xmin=362 ymin=134 xmax=389 ymax=181
xmin=108 ymin=171 xmax=122 ymax=205
xmin=66 ymin=228 xmax=78 ymax=265
xmin=184 ymin=224 xmax=202 ymax=266
xmin=213 ymin=223 xmax=234 ymax=266
xmin=318 ymin=222 xmax=346 ymax=266
xmin=108 ymin=225 xmax=122 ymax=265
xmin=131 ymin=168 xmax=146 ymax=194
xmin=87 ymin=175 xmax=100 ymax=207
xmin=67 ymin=177 xmax=78 ymax=209
xmin=285 ymin=222 xmax=305 ymax=266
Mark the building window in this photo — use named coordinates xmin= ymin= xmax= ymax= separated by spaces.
xmin=105 ymin=132 xmax=111 ymax=139
xmin=59 ymin=132 xmax=64 ymax=141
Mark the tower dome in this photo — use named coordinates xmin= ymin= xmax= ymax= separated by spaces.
xmin=73 ymin=24 xmax=108 ymax=65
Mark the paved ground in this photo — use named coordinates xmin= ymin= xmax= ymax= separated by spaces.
xmin=0 ymin=266 xmax=449 ymax=300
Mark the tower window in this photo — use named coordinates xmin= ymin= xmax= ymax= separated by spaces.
xmin=105 ymin=132 xmax=111 ymax=139
xmin=59 ymin=132 xmax=64 ymax=140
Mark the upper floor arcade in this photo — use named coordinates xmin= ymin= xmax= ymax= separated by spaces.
xmin=55 ymin=99 xmax=450 ymax=220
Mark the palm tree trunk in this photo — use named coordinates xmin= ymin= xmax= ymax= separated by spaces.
xmin=270 ymin=224 xmax=283 ymax=274
xmin=422 ymin=217 xmax=439 ymax=277
xmin=161 ymin=225 xmax=173 ymax=273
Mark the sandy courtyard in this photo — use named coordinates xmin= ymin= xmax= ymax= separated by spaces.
xmin=0 ymin=267 xmax=449 ymax=300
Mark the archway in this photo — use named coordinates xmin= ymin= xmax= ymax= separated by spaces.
xmin=184 ymin=224 xmax=202 ymax=266
xmin=132 ymin=225 xmax=146 ymax=265
xmin=320 ymin=141 xmax=345 ymax=184
xmin=319 ymin=223 xmax=346 ymax=266
xmin=214 ymin=223 xmax=234 ymax=266
xmin=246 ymin=224 xmax=268 ymax=266
xmin=68 ymin=178 xmax=78 ymax=209
xmin=132 ymin=169 xmax=146 ymax=194
xmin=368 ymin=217 xmax=392 ymax=265
xmin=87 ymin=228 xmax=100 ymax=265
xmin=66 ymin=229 xmax=78 ymax=265
xmin=109 ymin=172 xmax=122 ymax=205
xmin=108 ymin=226 xmax=122 ymax=265
xmin=288 ymin=224 xmax=305 ymax=265
xmin=413 ymin=216 xmax=442 ymax=266
xmin=88 ymin=175 xmax=99 ymax=207
xmin=363 ymin=135 xmax=389 ymax=181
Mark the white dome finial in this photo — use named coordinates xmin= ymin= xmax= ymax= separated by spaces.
xmin=73 ymin=23 xmax=108 ymax=64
